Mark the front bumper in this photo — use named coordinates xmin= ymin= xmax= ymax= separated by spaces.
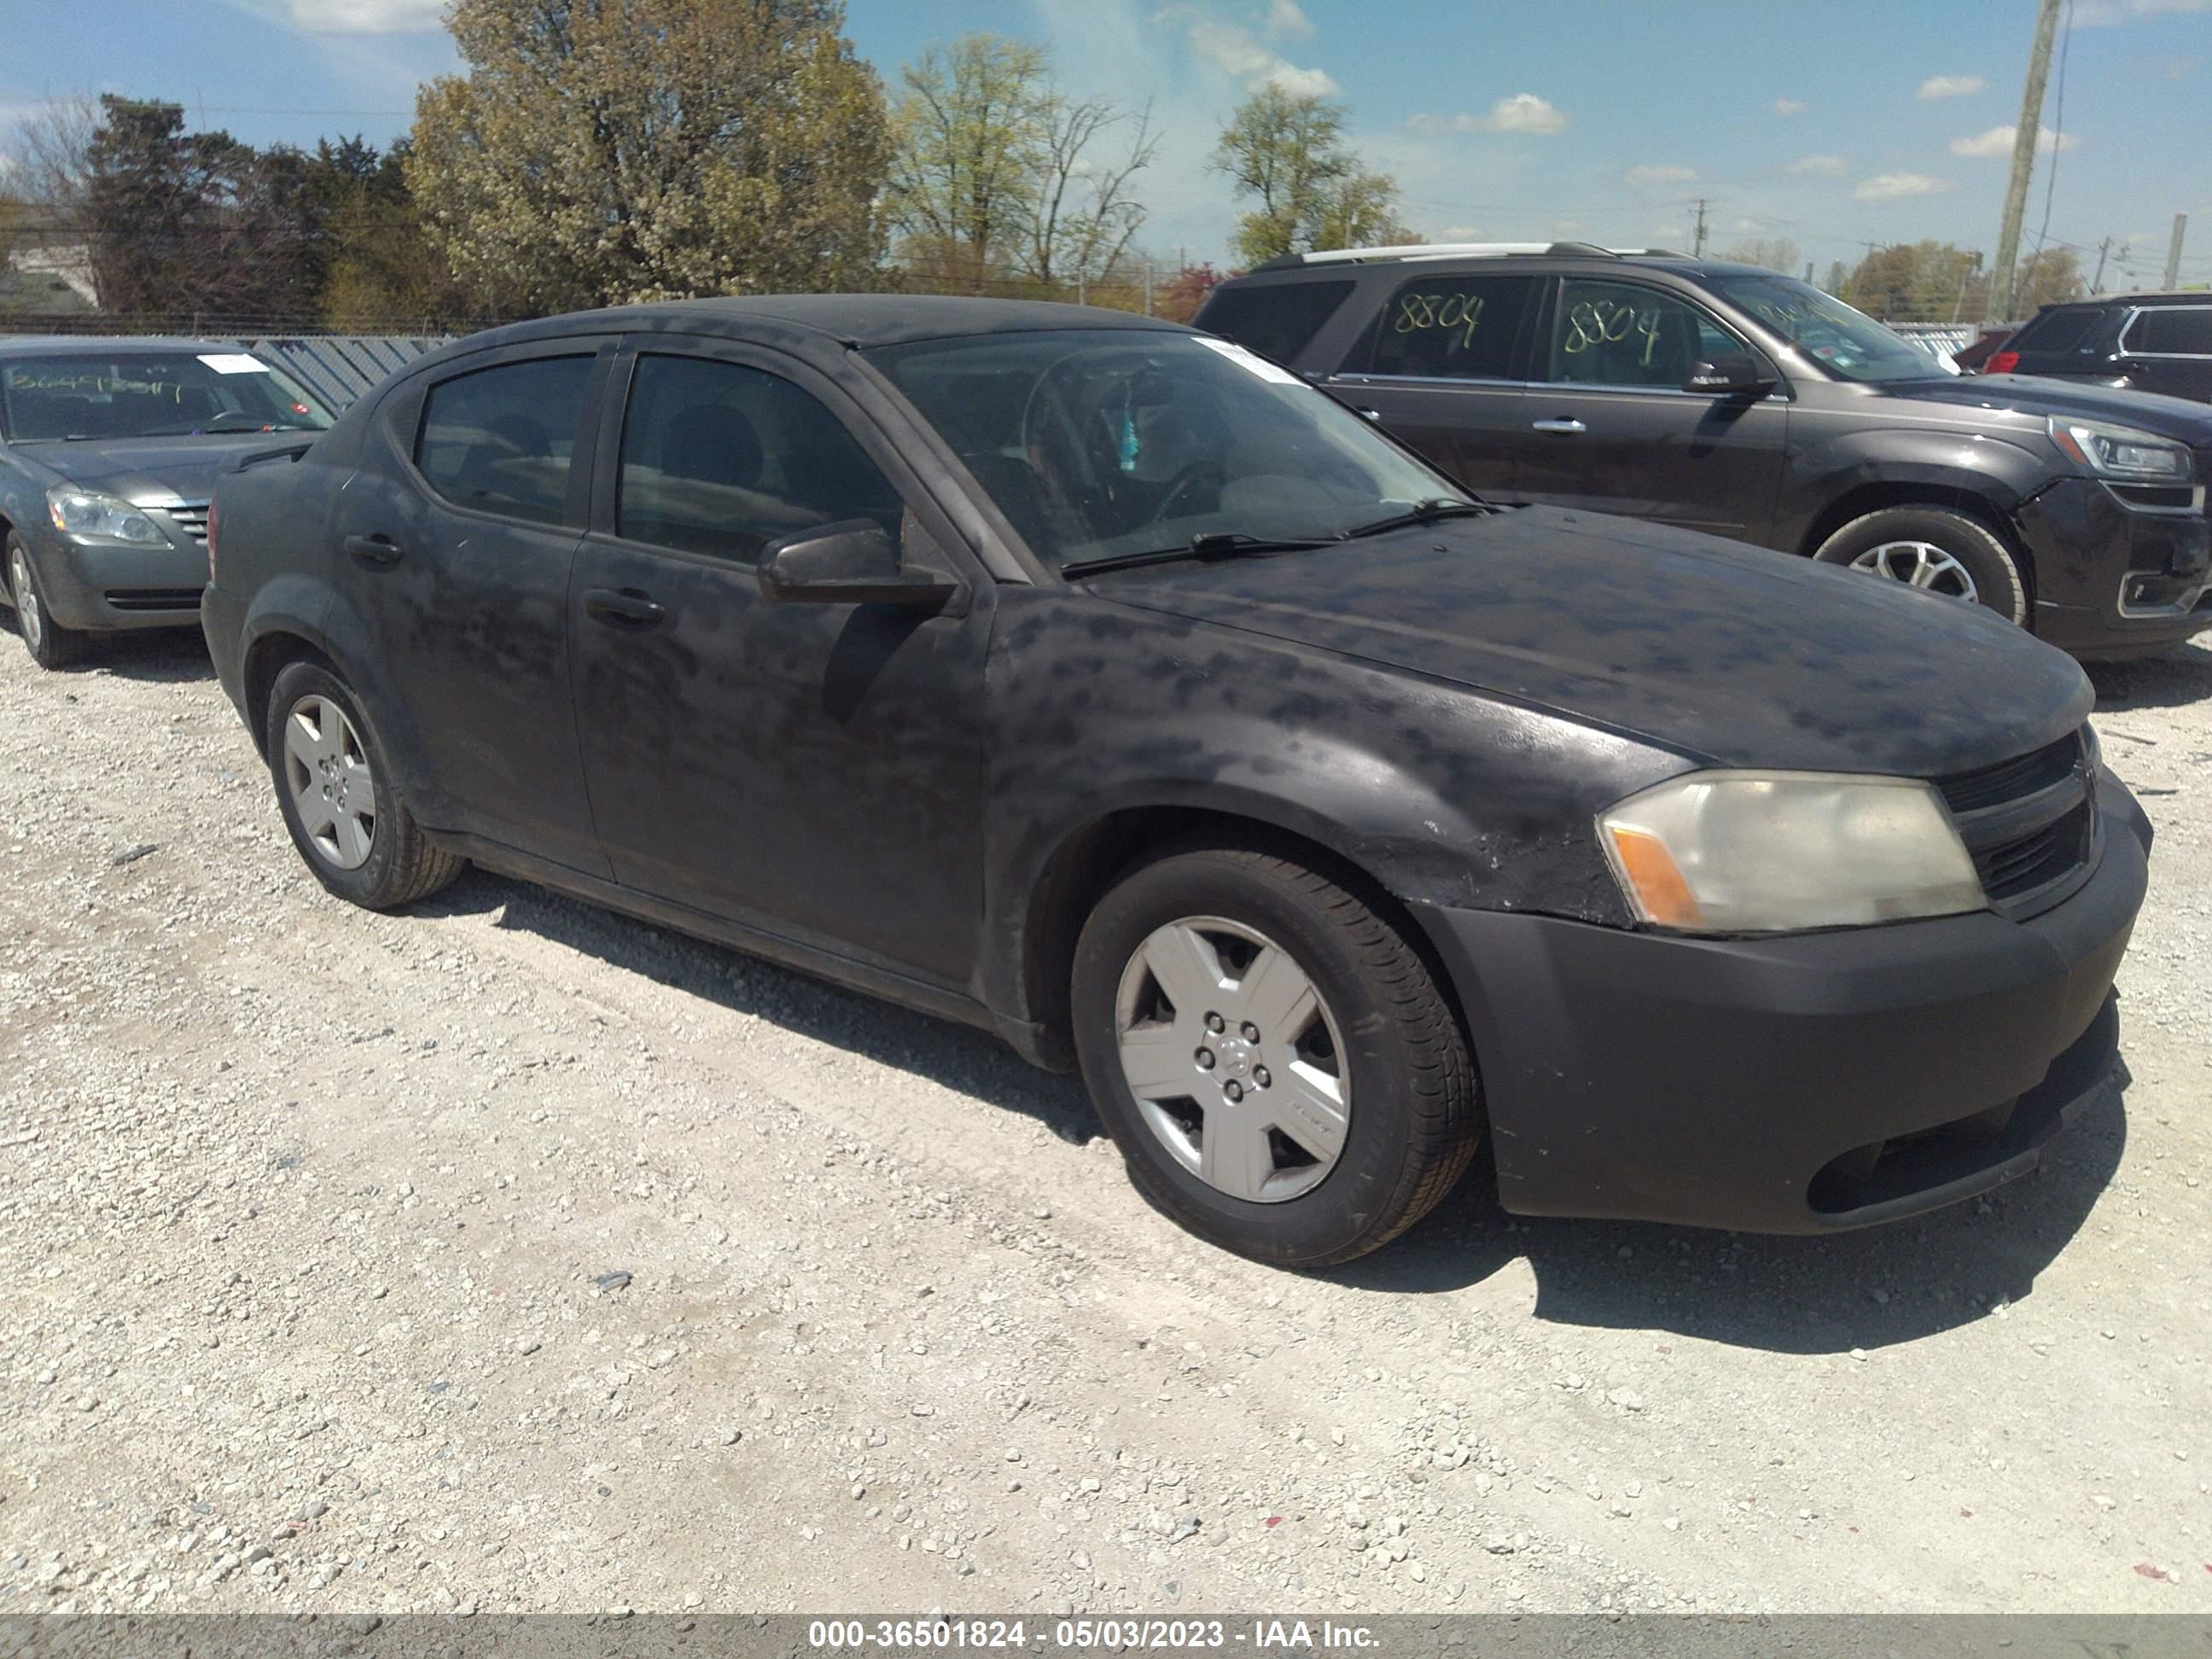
xmin=1417 ymin=771 xmax=2150 ymax=1233
xmin=28 ymin=521 xmax=210 ymax=633
xmin=2016 ymin=476 xmax=2212 ymax=658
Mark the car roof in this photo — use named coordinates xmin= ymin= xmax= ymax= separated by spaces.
xmin=452 ymin=295 xmax=1192 ymax=353
xmin=1214 ymin=251 xmax=1774 ymax=288
xmin=2036 ymin=291 xmax=2209 ymax=311
xmin=0 ymin=335 xmax=256 ymax=357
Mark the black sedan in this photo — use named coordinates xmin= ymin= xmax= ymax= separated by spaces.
xmin=201 ymin=297 xmax=2147 ymax=1265
xmin=0 ymin=337 xmax=331 ymax=668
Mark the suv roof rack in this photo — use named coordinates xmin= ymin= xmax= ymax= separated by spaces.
xmin=1250 ymin=242 xmax=1693 ymax=271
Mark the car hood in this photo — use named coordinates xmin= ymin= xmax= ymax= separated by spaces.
xmin=1888 ymin=373 xmax=2212 ymax=443
xmin=17 ymin=434 xmax=309 ymax=504
xmin=1086 ymin=507 xmax=2092 ymax=777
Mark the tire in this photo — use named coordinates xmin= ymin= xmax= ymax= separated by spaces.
xmin=1070 ymin=846 xmax=1481 ymax=1266
xmin=264 ymin=660 xmax=464 ymax=911
xmin=8 ymin=532 xmax=88 ymax=670
xmin=1812 ymin=505 xmax=2029 ymax=626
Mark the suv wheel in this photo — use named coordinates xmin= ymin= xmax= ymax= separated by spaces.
xmin=1813 ymin=506 xmax=2029 ymax=626
xmin=8 ymin=533 xmax=87 ymax=670
xmin=265 ymin=660 xmax=465 ymax=911
xmin=1070 ymin=846 xmax=1481 ymax=1266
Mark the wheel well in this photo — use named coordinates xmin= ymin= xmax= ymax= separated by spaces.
xmin=242 ymin=632 xmax=337 ymax=756
xmin=1798 ymin=482 xmax=2021 ymax=561
xmin=1020 ymin=806 xmax=1466 ymax=1066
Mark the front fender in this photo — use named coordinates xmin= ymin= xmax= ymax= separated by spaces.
xmin=1778 ymin=426 xmax=2052 ymax=549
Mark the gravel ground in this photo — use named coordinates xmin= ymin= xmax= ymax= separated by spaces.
xmin=0 ymin=625 xmax=2207 ymax=1619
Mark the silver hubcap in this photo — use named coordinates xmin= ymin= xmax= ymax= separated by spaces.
xmin=1849 ymin=539 xmax=1979 ymax=603
xmin=11 ymin=548 xmax=43 ymax=654
xmin=1114 ymin=916 xmax=1351 ymax=1203
xmin=283 ymin=696 xmax=377 ymax=870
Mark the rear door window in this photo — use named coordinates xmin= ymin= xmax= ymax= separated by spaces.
xmin=2124 ymin=306 xmax=2212 ymax=356
xmin=1348 ymin=275 xmax=1535 ymax=381
xmin=1196 ymin=280 xmax=1356 ymax=368
xmin=416 ymin=356 xmax=595 ymax=525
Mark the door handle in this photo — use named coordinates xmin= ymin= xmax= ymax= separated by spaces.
xmin=584 ymin=587 xmax=666 ymax=628
xmin=343 ymin=533 xmax=404 ymax=568
xmin=1530 ymin=418 xmax=1587 ymax=434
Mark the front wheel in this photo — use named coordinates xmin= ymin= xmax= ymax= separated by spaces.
xmin=8 ymin=533 xmax=87 ymax=670
xmin=265 ymin=660 xmax=464 ymax=911
xmin=1070 ymin=847 xmax=1481 ymax=1266
xmin=1813 ymin=505 xmax=2029 ymax=626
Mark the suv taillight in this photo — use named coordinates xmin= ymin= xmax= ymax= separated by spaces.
xmin=205 ymin=498 xmax=218 ymax=583
xmin=1984 ymin=350 xmax=2020 ymax=375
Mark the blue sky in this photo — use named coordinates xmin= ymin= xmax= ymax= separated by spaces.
xmin=4 ymin=0 xmax=2209 ymax=284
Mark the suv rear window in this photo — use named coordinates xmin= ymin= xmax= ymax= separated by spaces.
xmin=2007 ymin=307 xmax=2103 ymax=355
xmin=2124 ymin=306 xmax=2212 ymax=356
xmin=1196 ymin=280 xmax=1354 ymax=368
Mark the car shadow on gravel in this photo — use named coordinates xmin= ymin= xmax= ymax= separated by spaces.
xmin=2085 ymin=637 xmax=2212 ymax=711
xmin=416 ymin=867 xmax=1103 ymax=1148
xmin=0 ymin=618 xmax=213 ymax=683
xmin=1324 ymin=1088 xmax=2128 ymax=1353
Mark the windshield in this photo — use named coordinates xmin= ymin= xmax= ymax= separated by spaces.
xmin=1702 ymin=275 xmax=1951 ymax=384
xmin=868 ymin=329 xmax=1467 ymax=567
xmin=0 ymin=351 xmax=334 ymax=441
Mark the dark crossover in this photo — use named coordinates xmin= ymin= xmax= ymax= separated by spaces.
xmin=185 ymin=294 xmax=2150 ymax=1265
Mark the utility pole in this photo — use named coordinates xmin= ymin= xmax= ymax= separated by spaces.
xmin=1144 ymin=257 xmax=1155 ymax=317
xmin=1989 ymin=0 xmax=2063 ymax=323
xmin=1691 ymin=199 xmax=1708 ymax=258
xmin=2165 ymin=213 xmax=2188 ymax=289
xmin=2090 ymin=236 xmax=2112 ymax=293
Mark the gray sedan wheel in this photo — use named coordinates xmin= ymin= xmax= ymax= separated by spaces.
xmin=7 ymin=533 xmax=84 ymax=670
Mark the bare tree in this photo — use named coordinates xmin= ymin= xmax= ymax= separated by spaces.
xmin=1026 ymin=96 xmax=1155 ymax=288
xmin=3 ymin=93 xmax=102 ymax=300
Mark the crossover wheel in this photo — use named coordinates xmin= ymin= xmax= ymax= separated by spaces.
xmin=7 ymin=533 xmax=86 ymax=670
xmin=1071 ymin=846 xmax=1481 ymax=1266
xmin=1813 ymin=505 xmax=2029 ymax=626
xmin=265 ymin=660 xmax=464 ymax=910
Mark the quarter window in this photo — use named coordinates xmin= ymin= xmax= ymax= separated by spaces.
xmin=1350 ymin=275 xmax=1534 ymax=380
xmin=2125 ymin=307 xmax=2212 ymax=356
xmin=416 ymin=356 xmax=593 ymax=526
xmin=616 ymin=354 xmax=905 ymax=560
xmin=1197 ymin=280 xmax=1356 ymax=368
xmin=1548 ymin=280 xmax=1743 ymax=388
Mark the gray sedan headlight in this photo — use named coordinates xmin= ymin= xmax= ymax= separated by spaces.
xmin=1599 ymin=771 xmax=1985 ymax=934
xmin=2046 ymin=415 xmax=2191 ymax=482
xmin=47 ymin=486 xmax=169 ymax=546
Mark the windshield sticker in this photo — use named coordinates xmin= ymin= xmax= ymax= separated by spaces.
xmin=1192 ymin=335 xmax=1301 ymax=384
xmin=198 ymin=353 xmax=271 ymax=375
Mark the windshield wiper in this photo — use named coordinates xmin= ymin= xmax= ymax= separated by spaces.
xmin=1062 ymin=531 xmax=1335 ymax=579
xmin=1339 ymin=497 xmax=1495 ymax=539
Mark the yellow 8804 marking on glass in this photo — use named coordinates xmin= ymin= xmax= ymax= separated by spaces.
xmin=1563 ymin=299 xmax=1665 ymax=367
xmin=1393 ymin=290 xmax=1487 ymax=349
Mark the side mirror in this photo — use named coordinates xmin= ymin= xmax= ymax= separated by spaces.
xmin=1684 ymin=354 xmax=1775 ymax=397
xmin=757 ymin=519 xmax=958 ymax=610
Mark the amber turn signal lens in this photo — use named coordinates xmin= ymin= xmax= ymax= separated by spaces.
xmin=1606 ymin=824 xmax=1703 ymax=930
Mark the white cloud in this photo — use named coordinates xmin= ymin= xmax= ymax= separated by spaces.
xmin=1264 ymin=0 xmax=1314 ymax=38
xmin=1950 ymin=123 xmax=2081 ymax=157
xmin=1772 ymin=97 xmax=1806 ymax=114
xmin=1407 ymin=93 xmax=1568 ymax=137
xmin=1185 ymin=17 xmax=1338 ymax=96
xmin=1854 ymin=172 xmax=1953 ymax=201
xmin=2075 ymin=0 xmax=2211 ymax=23
xmin=253 ymin=0 xmax=448 ymax=29
xmin=1918 ymin=73 xmax=1987 ymax=100
xmin=1787 ymin=154 xmax=1848 ymax=176
xmin=1625 ymin=163 xmax=1696 ymax=185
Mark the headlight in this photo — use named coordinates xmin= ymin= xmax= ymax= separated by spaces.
xmin=1599 ymin=771 xmax=1984 ymax=934
xmin=46 ymin=486 xmax=169 ymax=546
xmin=2046 ymin=416 xmax=2191 ymax=481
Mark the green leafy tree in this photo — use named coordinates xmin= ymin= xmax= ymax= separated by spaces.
xmin=407 ymin=0 xmax=891 ymax=313
xmin=1211 ymin=87 xmax=1408 ymax=266
xmin=1843 ymin=240 xmax=1985 ymax=322
xmin=885 ymin=35 xmax=1048 ymax=288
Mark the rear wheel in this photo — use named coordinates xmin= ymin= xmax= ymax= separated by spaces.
xmin=1813 ymin=505 xmax=2029 ymax=626
xmin=265 ymin=660 xmax=464 ymax=910
xmin=1071 ymin=846 xmax=1481 ymax=1266
xmin=8 ymin=533 xmax=87 ymax=670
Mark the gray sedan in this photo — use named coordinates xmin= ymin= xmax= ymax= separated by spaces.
xmin=0 ymin=338 xmax=330 ymax=668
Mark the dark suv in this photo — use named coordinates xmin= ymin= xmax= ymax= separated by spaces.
xmin=1987 ymin=291 xmax=2212 ymax=405
xmin=1196 ymin=245 xmax=2212 ymax=659
xmin=204 ymin=296 xmax=2147 ymax=1266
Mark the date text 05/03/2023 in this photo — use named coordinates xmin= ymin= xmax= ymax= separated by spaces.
xmin=806 ymin=1619 xmax=1380 ymax=1650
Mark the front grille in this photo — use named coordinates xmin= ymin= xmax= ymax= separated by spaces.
xmin=165 ymin=502 xmax=210 ymax=544
xmin=1936 ymin=729 xmax=2098 ymax=917
xmin=103 ymin=588 xmax=204 ymax=613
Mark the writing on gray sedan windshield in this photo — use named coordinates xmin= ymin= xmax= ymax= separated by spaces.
xmin=0 ymin=352 xmax=334 ymax=441
xmin=870 ymin=329 xmax=1468 ymax=565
